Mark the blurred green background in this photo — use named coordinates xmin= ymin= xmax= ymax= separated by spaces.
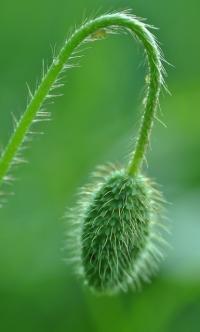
xmin=0 ymin=0 xmax=200 ymax=331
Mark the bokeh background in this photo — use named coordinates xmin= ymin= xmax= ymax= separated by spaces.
xmin=0 ymin=0 xmax=199 ymax=331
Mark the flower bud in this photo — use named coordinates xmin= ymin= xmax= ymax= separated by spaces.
xmin=67 ymin=165 xmax=165 ymax=294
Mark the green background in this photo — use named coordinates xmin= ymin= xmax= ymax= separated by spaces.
xmin=0 ymin=0 xmax=200 ymax=331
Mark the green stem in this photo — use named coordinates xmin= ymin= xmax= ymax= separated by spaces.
xmin=0 ymin=11 xmax=163 ymax=185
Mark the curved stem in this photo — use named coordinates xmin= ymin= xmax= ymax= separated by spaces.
xmin=0 ymin=11 xmax=163 ymax=185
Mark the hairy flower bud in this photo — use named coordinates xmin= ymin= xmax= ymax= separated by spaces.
xmin=67 ymin=165 xmax=166 ymax=294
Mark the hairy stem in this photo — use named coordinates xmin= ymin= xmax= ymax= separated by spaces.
xmin=0 ymin=11 xmax=163 ymax=185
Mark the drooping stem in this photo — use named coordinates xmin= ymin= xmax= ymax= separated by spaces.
xmin=0 ymin=11 xmax=163 ymax=185
xmin=127 ymin=35 xmax=163 ymax=175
